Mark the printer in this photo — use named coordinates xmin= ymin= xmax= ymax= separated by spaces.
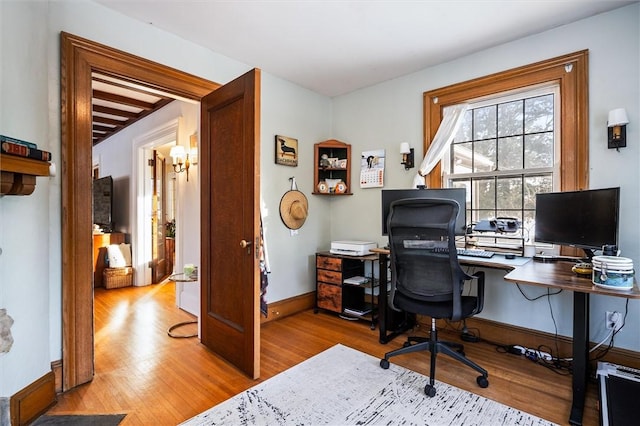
xmin=330 ymin=240 xmax=377 ymax=256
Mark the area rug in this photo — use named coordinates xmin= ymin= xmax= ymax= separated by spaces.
xmin=32 ymin=414 xmax=125 ymax=425
xmin=182 ymin=344 xmax=557 ymax=425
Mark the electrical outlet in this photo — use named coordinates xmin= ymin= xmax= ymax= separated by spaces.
xmin=606 ymin=311 xmax=623 ymax=331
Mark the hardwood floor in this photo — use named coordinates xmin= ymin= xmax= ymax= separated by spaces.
xmin=45 ymin=281 xmax=600 ymax=425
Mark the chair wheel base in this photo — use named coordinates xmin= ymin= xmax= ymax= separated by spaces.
xmin=477 ymin=375 xmax=489 ymax=388
xmin=424 ymin=384 xmax=436 ymax=397
xmin=380 ymin=359 xmax=390 ymax=369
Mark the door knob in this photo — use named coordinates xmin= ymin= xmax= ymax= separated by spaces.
xmin=240 ymin=240 xmax=252 ymax=248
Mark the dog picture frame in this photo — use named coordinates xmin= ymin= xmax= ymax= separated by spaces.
xmin=275 ymin=135 xmax=298 ymax=166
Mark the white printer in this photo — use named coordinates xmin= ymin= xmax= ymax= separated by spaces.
xmin=330 ymin=240 xmax=377 ymax=256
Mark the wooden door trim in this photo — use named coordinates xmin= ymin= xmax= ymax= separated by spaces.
xmin=60 ymin=32 xmax=219 ymax=390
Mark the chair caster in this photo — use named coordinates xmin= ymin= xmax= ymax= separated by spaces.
xmin=424 ymin=384 xmax=436 ymax=397
xmin=380 ymin=359 xmax=390 ymax=369
xmin=477 ymin=375 xmax=489 ymax=388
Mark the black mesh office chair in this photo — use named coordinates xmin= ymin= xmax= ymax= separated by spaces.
xmin=379 ymin=198 xmax=489 ymax=397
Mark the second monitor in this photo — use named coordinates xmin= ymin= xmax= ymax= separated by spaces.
xmin=381 ymin=187 xmax=467 ymax=236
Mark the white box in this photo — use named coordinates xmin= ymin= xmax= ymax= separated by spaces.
xmin=330 ymin=240 xmax=377 ymax=256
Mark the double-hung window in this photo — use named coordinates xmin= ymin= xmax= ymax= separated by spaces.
xmin=443 ymin=85 xmax=560 ymax=242
xmin=422 ymin=51 xmax=589 ymax=254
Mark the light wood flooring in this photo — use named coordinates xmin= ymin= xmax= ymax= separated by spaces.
xmin=44 ymin=281 xmax=600 ymax=425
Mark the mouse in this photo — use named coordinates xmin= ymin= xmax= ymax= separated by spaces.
xmin=505 ymin=254 xmax=516 ymax=259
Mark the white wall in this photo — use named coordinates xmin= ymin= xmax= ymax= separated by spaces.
xmin=0 ymin=0 xmax=330 ymax=399
xmin=332 ymin=4 xmax=640 ymax=350
xmin=1 ymin=0 xmax=638 ymax=404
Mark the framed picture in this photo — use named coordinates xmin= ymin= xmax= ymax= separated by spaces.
xmin=275 ymin=135 xmax=298 ymax=166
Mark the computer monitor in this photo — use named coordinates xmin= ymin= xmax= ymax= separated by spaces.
xmin=381 ymin=188 xmax=467 ymax=236
xmin=534 ymin=187 xmax=620 ymax=259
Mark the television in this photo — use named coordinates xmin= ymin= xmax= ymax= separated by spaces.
xmin=534 ymin=187 xmax=620 ymax=259
xmin=93 ymin=176 xmax=114 ymax=232
xmin=381 ymin=188 xmax=467 ymax=236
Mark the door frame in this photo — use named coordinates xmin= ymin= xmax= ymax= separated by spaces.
xmin=131 ymin=118 xmax=183 ymax=287
xmin=60 ymin=32 xmax=219 ymax=390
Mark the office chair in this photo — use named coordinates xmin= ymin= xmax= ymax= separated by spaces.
xmin=379 ymin=198 xmax=489 ymax=397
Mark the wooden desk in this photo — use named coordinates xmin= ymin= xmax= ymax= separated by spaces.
xmin=504 ymin=260 xmax=640 ymax=426
xmin=374 ymin=248 xmax=639 ymax=426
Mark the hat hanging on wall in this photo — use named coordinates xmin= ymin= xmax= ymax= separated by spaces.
xmin=279 ymin=182 xmax=308 ymax=230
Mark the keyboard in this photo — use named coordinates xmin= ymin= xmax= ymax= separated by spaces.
xmin=457 ymin=248 xmax=494 ymax=258
xmin=431 ymin=247 xmax=495 ymax=258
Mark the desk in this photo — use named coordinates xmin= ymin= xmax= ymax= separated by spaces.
xmin=373 ymin=248 xmax=640 ymax=426
xmin=504 ymin=260 xmax=640 ymax=426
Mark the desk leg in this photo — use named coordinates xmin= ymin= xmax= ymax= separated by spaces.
xmin=569 ymin=292 xmax=589 ymax=426
xmin=378 ymin=254 xmax=390 ymax=343
xmin=377 ymin=253 xmax=414 ymax=344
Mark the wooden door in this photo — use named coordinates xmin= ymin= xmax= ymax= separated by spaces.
xmin=200 ymin=69 xmax=261 ymax=379
xmin=151 ymin=151 xmax=167 ymax=283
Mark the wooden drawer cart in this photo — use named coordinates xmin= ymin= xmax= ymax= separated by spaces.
xmin=314 ymin=251 xmax=379 ymax=329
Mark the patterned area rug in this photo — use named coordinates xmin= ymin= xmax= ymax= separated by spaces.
xmin=182 ymin=344 xmax=557 ymax=425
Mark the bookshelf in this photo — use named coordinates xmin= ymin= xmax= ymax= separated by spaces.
xmin=0 ymin=154 xmax=50 ymax=195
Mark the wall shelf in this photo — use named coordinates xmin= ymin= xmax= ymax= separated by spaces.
xmin=0 ymin=154 xmax=50 ymax=195
xmin=313 ymin=139 xmax=352 ymax=195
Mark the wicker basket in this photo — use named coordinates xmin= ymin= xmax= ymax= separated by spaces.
xmin=103 ymin=267 xmax=134 ymax=289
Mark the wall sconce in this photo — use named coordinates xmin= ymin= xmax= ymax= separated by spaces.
xmin=400 ymin=142 xmax=414 ymax=170
xmin=608 ymin=108 xmax=629 ymax=151
xmin=189 ymin=133 xmax=198 ymax=166
xmin=170 ymin=145 xmax=191 ymax=181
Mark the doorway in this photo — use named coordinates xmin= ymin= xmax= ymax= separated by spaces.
xmin=60 ymin=32 xmax=220 ymax=390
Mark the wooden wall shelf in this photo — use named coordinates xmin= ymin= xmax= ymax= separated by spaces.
xmin=0 ymin=154 xmax=50 ymax=195
xmin=313 ymin=139 xmax=352 ymax=195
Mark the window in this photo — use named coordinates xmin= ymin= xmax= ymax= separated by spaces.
xmin=444 ymin=85 xmax=560 ymax=241
xmin=423 ymin=51 xmax=588 ymax=254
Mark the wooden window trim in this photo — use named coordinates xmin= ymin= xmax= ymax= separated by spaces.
xmin=423 ymin=50 xmax=589 ymax=192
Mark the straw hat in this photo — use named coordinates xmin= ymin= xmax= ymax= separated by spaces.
xmin=279 ymin=190 xmax=308 ymax=230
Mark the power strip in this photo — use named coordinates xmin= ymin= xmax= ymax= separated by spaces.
xmin=509 ymin=345 xmax=553 ymax=361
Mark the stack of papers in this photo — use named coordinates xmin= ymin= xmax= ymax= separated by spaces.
xmin=343 ymin=276 xmax=369 ymax=285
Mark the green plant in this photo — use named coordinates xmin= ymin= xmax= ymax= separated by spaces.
xmin=165 ymin=219 xmax=176 ymax=238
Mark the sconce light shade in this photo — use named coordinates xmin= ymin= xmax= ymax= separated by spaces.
xmin=607 ymin=108 xmax=629 ymax=150
xmin=170 ymin=145 xmax=186 ymax=162
xmin=170 ymin=145 xmax=191 ymax=181
xmin=399 ymin=143 xmax=414 ymax=170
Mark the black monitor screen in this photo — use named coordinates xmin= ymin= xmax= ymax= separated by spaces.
xmin=534 ymin=187 xmax=620 ymax=254
xmin=381 ymin=188 xmax=467 ymax=236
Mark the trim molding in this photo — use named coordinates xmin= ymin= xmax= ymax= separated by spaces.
xmin=431 ymin=316 xmax=640 ymax=370
xmin=265 ymin=292 xmax=640 ymax=369
xmin=261 ymin=292 xmax=315 ymax=324
xmin=10 ymin=371 xmax=56 ymax=426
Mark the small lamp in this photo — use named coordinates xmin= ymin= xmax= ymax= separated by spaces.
xmin=170 ymin=145 xmax=191 ymax=181
xmin=607 ymin=108 xmax=629 ymax=151
xmin=400 ymin=142 xmax=414 ymax=170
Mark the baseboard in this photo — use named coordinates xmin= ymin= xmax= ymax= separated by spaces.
xmin=429 ymin=316 xmax=640 ymax=370
xmin=51 ymin=359 xmax=62 ymax=394
xmin=260 ymin=292 xmax=315 ymax=324
xmin=10 ymin=370 xmax=56 ymax=426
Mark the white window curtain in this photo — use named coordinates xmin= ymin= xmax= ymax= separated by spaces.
xmin=412 ymin=103 xmax=469 ymax=188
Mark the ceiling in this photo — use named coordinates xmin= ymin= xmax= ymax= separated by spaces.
xmin=91 ymin=0 xmax=633 ymax=143
xmin=91 ymin=73 xmax=174 ymax=145
xmin=96 ymin=0 xmax=632 ymax=97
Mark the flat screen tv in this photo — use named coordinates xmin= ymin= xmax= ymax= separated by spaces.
xmin=534 ymin=187 xmax=620 ymax=259
xmin=93 ymin=176 xmax=114 ymax=232
xmin=381 ymin=188 xmax=467 ymax=236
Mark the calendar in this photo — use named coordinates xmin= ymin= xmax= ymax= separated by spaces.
xmin=360 ymin=149 xmax=385 ymax=188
